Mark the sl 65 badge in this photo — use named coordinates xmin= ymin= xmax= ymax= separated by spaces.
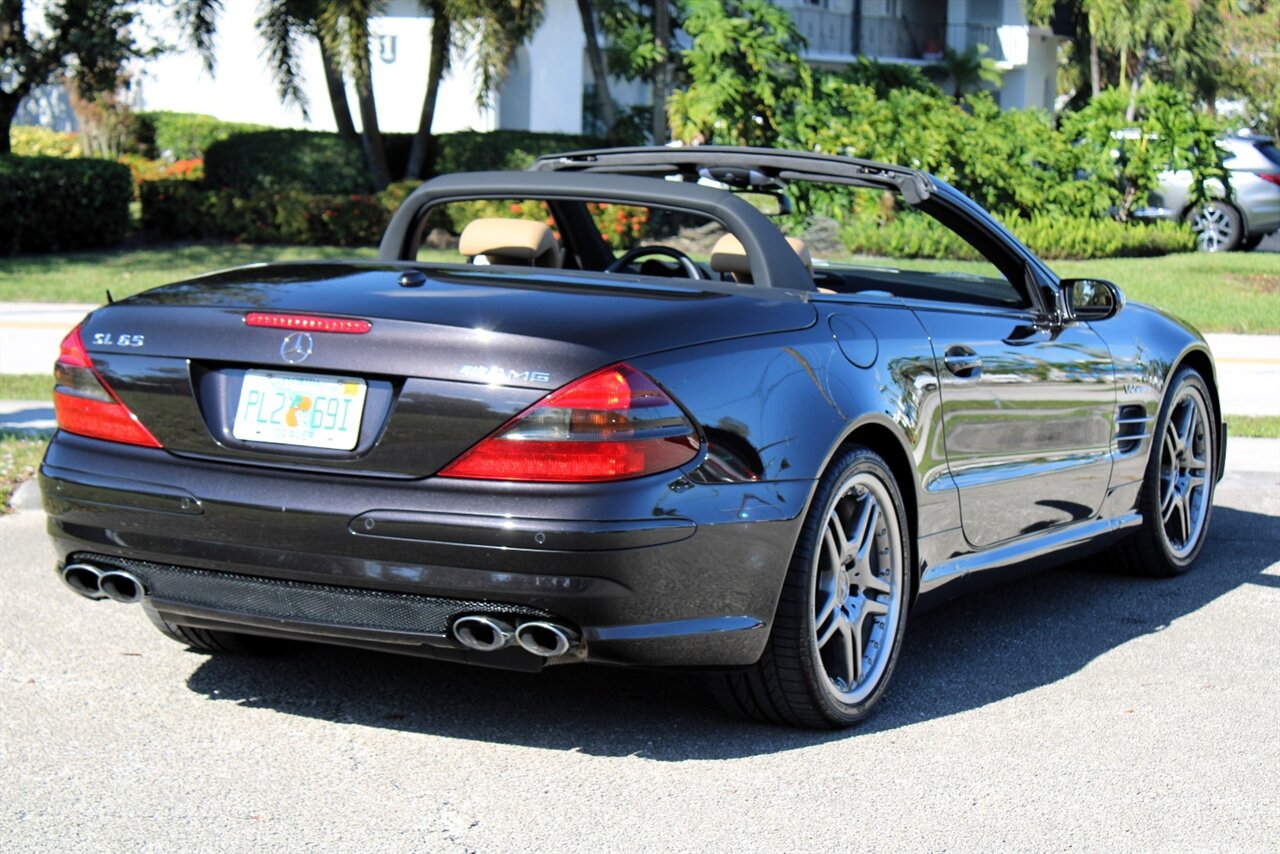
xmin=92 ymin=332 xmax=145 ymax=347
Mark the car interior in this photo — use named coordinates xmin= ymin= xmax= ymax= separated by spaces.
xmin=420 ymin=184 xmax=1031 ymax=311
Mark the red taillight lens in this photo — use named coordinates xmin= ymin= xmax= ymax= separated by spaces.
xmin=1257 ymin=173 xmax=1280 ymax=186
xmin=53 ymin=326 xmax=162 ymax=448
xmin=245 ymin=312 xmax=372 ymax=333
xmin=439 ymin=363 xmax=701 ymax=482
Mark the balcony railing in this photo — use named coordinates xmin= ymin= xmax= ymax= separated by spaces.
xmin=797 ymin=14 xmax=1007 ymax=63
xmin=792 ymin=7 xmax=853 ymax=58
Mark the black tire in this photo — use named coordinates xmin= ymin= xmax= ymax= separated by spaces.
xmin=709 ymin=446 xmax=910 ymax=728
xmin=1115 ymin=367 xmax=1217 ymax=576
xmin=144 ymin=605 xmax=285 ymax=654
xmin=1187 ymin=203 xmax=1242 ymax=252
xmin=1236 ymin=234 xmax=1263 ymax=252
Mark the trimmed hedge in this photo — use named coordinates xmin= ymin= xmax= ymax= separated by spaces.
xmin=425 ymin=130 xmax=599 ymax=175
xmin=202 ymin=129 xmax=600 ymax=195
xmin=0 ymin=155 xmax=132 ymax=254
xmin=205 ymin=130 xmax=368 ymax=194
xmin=139 ymin=179 xmax=408 ymax=246
xmin=134 ymin=111 xmax=269 ymax=161
xmin=842 ymin=212 xmax=1196 ymax=261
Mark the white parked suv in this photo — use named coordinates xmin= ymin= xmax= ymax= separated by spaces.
xmin=1136 ymin=132 xmax=1280 ymax=252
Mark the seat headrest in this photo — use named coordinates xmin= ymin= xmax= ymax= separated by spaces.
xmin=709 ymin=234 xmax=814 ymax=278
xmin=458 ymin=218 xmax=560 ymax=268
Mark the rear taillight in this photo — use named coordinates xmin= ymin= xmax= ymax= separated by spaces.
xmin=1258 ymin=173 xmax=1280 ymax=186
xmin=53 ymin=325 xmax=162 ymax=448
xmin=439 ymin=362 xmax=700 ymax=482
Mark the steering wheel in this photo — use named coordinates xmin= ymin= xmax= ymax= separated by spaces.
xmin=605 ymin=245 xmax=704 ymax=280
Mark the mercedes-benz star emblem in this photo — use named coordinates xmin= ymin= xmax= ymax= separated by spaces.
xmin=280 ymin=331 xmax=314 ymax=364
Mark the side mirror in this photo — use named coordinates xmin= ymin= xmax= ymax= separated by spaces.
xmin=1061 ymin=277 xmax=1124 ymax=321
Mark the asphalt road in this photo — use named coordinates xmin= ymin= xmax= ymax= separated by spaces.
xmin=2 ymin=452 xmax=1278 ymax=851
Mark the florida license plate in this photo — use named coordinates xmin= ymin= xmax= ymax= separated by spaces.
xmin=232 ymin=370 xmax=367 ymax=450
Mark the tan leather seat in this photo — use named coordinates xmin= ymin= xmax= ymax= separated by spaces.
xmin=458 ymin=218 xmax=560 ymax=268
xmin=709 ymin=233 xmax=824 ymax=288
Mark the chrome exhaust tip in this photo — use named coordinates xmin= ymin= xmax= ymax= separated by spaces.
xmin=98 ymin=570 xmax=146 ymax=604
xmin=61 ymin=563 xmax=107 ymax=600
xmin=452 ymin=615 xmax=515 ymax=652
xmin=514 ymin=621 xmax=578 ymax=658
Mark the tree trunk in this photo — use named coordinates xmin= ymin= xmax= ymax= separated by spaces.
xmin=652 ymin=0 xmax=670 ymax=144
xmin=1124 ymin=49 xmax=1146 ymax=123
xmin=355 ymin=61 xmax=391 ymax=191
xmin=577 ymin=0 xmax=615 ymax=141
xmin=318 ymin=38 xmax=358 ymax=142
xmin=407 ymin=4 xmax=450 ymax=180
xmin=1087 ymin=10 xmax=1101 ymax=97
xmin=0 ymin=92 xmax=20 ymax=155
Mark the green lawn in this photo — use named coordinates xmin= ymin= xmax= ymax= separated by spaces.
xmin=0 ymin=243 xmax=381 ymax=304
xmin=1227 ymin=415 xmax=1280 ymax=439
xmin=0 ymin=432 xmax=47 ymax=513
xmin=0 ymin=373 xmax=53 ymax=400
xmin=1 ymin=242 xmax=1276 ymax=333
xmin=845 ymin=251 xmax=1280 ymax=334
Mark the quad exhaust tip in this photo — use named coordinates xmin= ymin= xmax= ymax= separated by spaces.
xmin=60 ymin=563 xmax=146 ymax=603
xmin=514 ymin=621 xmax=578 ymax=658
xmin=451 ymin=615 xmax=580 ymax=657
xmin=99 ymin=570 xmax=145 ymax=604
xmin=61 ymin=563 xmax=107 ymax=600
xmin=452 ymin=615 xmax=515 ymax=652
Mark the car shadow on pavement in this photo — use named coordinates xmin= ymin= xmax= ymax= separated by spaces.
xmin=184 ymin=504 xmax=1278 ymax=759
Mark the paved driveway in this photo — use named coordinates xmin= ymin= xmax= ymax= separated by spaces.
xmin=2 ymin=447 xmax=1277 ymax=851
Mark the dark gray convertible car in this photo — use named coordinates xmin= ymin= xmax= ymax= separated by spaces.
xmin=42 ymin=147 xmax=1224 ymax=728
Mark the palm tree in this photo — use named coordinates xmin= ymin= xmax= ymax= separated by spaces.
xmin=319 ymin=0 xmax=391 ymax=190
xmin=255 ymin=0 xmax=358 ymax=141
xmin=925 ymin=44 xmax=1004 ymax=102
xmin=404 ymin=0 xmax=544 ymax=179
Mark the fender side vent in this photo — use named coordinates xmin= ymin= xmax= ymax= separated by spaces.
xmin=1114 ymin=405 xmax=1152 ymax=455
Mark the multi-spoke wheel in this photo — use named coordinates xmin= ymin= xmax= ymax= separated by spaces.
xmin=812 ymin=471 xmax=903 ymax=706
xmin=1117 ymin=367 xmax=1217 ymax=575
xmin=1187 ymin=203 xmax=1242 ymax=253
xmin=709 ymin=446 xmax=909 ymax=728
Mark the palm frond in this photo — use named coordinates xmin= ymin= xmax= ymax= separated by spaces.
xmin=256 ymin=1 xmax=310 ymax=119
xmin=174 ymin=0 xmax=223 ymax=74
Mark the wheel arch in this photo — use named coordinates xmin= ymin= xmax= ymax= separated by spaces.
xmin=824 ymin=418 xmax=922 ymax=606
xmin=1169 ymin=345 xmax=1226 ymax=481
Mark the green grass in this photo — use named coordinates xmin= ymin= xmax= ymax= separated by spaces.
xmin=0 ymin=243 xmax=382 ymax=304
xmin=1228 ymin=415 xmax=1280 ymax=438
xmin=0 ymin=374 xmax=53 ymax=401
xmin=0 ymin=431 xmax=47 ymax=512
xmin=1 ymin=242 xmax=1277 ymax=334
xmin=840 ymin=251 xmax=1280 ymax=334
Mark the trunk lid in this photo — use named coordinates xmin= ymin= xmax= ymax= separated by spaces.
xmin=79 ymin=262 xmax=815 ymax=477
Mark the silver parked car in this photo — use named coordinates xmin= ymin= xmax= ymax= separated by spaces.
xmin=1137 ymin=133 xmax=1280 ymax=252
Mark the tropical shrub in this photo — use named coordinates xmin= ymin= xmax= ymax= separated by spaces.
xmin=0 ymin=155 xmax=132 ymax=254
xmin=1059 ymin=83 xmax=1227 ymax=220
xmin=9 ymin=125 xmax=81 ymax=158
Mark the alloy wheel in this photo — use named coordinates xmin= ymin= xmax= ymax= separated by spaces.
xmin=1158 ymin=386 xmax=1212 ymax=559
xmin=1189 ymin=204 xmax=1236 ymax=252
xmin=812 ymin=472 xmax=904 ymax=705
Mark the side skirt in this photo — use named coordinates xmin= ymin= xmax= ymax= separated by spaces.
xmin=918 ymin=511 xmax=1143 ymax=598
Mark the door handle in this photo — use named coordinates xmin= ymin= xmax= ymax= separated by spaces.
xmin=943 ymin=345 xmax=983 ymax=378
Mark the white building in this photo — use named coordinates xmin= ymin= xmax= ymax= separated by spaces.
xmin=783 ymin=0 xmax=1066 ymax=111
xmin=16 ymin=0 xmax=1065 ymax=138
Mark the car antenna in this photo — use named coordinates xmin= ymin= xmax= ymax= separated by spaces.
xmin=105 ymin=289 xmax=114 ymax=304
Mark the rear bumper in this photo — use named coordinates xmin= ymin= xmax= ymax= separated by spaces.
xmin=42 ymin=432 xmax=812 ymax=669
